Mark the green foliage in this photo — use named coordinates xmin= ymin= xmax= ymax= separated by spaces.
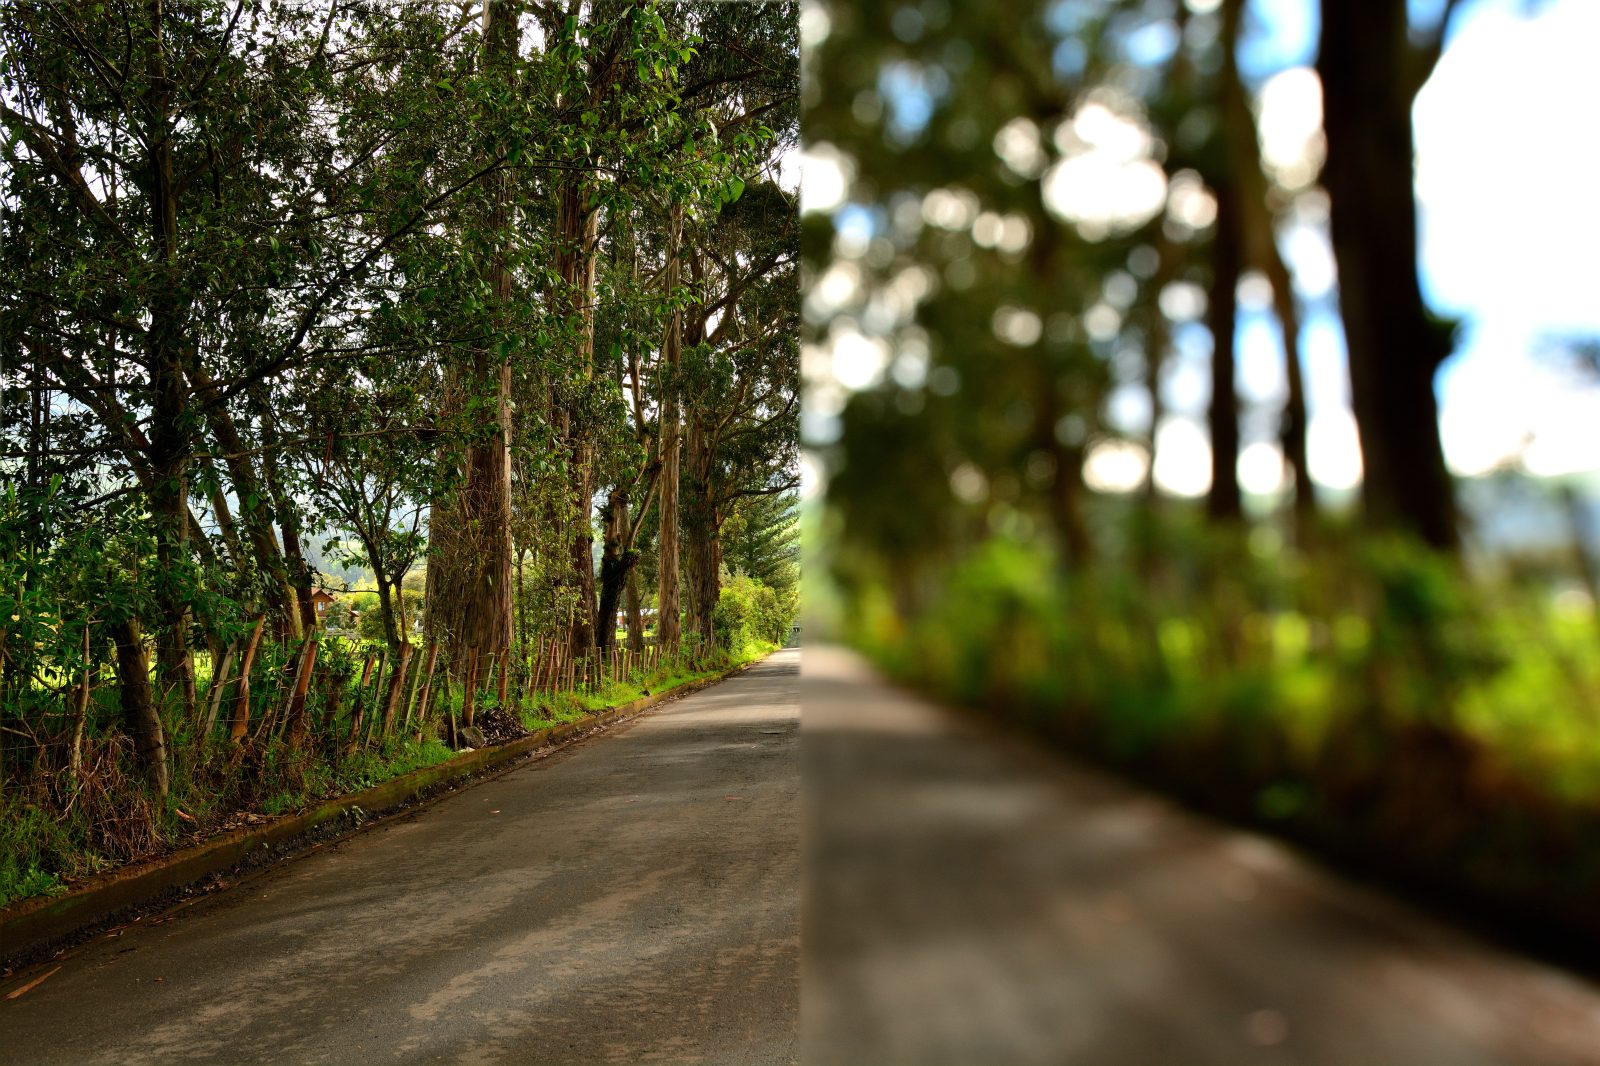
xmin=723 ymin=492 xmax=800 ymax=597
xmin=715 ymin=573 xmax=794 ymax=651
xmin=840 ymin=523 xmax=1600 ymax=912
xmin=0 ymin=0 xmax=797 ymax=911
xmin=0 ymin=798 xmax=73 ymax=904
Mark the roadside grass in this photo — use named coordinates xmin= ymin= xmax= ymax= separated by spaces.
xmin=0 ymin=640 xmax=774 ymax=910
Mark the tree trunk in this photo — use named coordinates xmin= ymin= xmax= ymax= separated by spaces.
xmin=255 ymin=403 xmax=318 ymax=634
xmin=1206 ymin=176 xmax=1244 ymax=523
xmin=201 ymin=637 xmax=237 ymax=738
xmin=596 ymin=488 xmax=636 ymax=653
xmin=380 ymin=641 xmax=413 ymax=737
xmin=280 ymin=634 xmax=319 ymax=751
xmin=373 ymin=564 xmax=404 ymax=653
xmin=554 ymin=174 xmax=601 ymax=659
xmin=1318 ymin=0 xmax=1458 ymax=550
xmin=227 ymin=616 xmax=266 ymax=745
xmin=424 ymin=0 xmax=518 ymax=673
xmin=624 ymin=566 xmax=645 ymax=652
xmin=656 ymin=204 xmax=685 ymax=649
xmin=1142 ymin=238 xmax=1178 ymax=505
xmin=145 ymin=4 xmax=195 ymax=726
xmin=682 ymin=417 xmax=722 ymax=649
xmin=1050 ymin=437 xmax=1091 ymax=566
xmin=1221 ymin=0 xmax=1313 ymax=539
xmin=1266 ymin=249 xmax=1314 ymax=540
xmin=187 ymin=367 xmax=300 ymax=639
xmin=111 ymin=617 xmax=167 ymax=796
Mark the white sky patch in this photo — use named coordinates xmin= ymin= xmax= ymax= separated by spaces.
xmin=819 ymin=323 xmax=883 ymax=393
xmin=1416 ymin=0 xmax=1600 ymax=332
xmin=1084 ymin=302 xmax=1123 ymax=342
xmin=1237 ymin=271 xmax=1274 ymax=312
xmin=1278 ymin=220 xmax=1335 ymax=299
xmin=994 ymin=117 xmax=1047 ymax=179
xmin=829 ymin=324 xmax=891 ymax=390
xmin=799 ymin=1 xmax=831 ymax=48
xmin=1163 ymin=331 xmax=1213 ymax=415
xmin=1438 ymin=327 xmax=1600 ymax=477
xmin=1236 ymin=313 xmax=1287 ymax=404
xmin=803 ymin=381 xmax=845 ymax=445
xmin=1238 ymin=440 xmax=1287 ymax=495
xmin=776 ymin=142 xmax=801 ymax=193
xmin=997 ymin=214 xmax=1032 ymax=254
xmin=1254 ymin=66 xmax=1324 ymax=191
xmin=891 ymin=328 xmax=931 ymax=389
xmin=804 ymin=261 xmax=862 ymax=322
xmin=1414 ymin=0 xmax=1600 ymax=478
xmin=1165 ymin=169 xmax=1218 ymax=233
xmin=1153 ymin=418 xmax=1212 ymax=497
xmin=972 ymin=211 xmax=1006 ymax=249
xmin=1307 ymin=409 xmax=1363 ymax=491
xmin=1298 ymin=312 xmax=1350 ymax=414
xmin=799 ymin=450 xmax=825 ymax=501
xmin=1159 ymin=280 xmax=1207 ymax=322
xmin=832 ymin=205 xmax=873 ymax=258
xmin=800 ymin=142 xmax=853 ymax=215
xmin=922 ymin=186 xmax=980 ymax=230
xmin=1106 ymin=383 xmax=1153 ymax=435
xmin=1043 ymin=96 xmax=1168 ymax=240
xmin=1084 ymin=439 xmax=1150 ymax=493
xmin=992 ymin=306 xmax=1042 ymax=347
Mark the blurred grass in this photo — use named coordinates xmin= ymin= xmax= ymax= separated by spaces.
xmin=839 ymin=526 xmax=1600 ymax=929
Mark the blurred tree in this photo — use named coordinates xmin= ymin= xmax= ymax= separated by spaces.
xmin=1217 ymin=0 xmax=1313 ymax=540
xmin=1318 ymin=0 xmax=1461 ymax=550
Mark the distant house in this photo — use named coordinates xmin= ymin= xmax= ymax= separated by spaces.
xmin=310 ymin=590 xmax=336 ymax=624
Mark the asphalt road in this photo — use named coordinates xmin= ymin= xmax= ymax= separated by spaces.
xmin=0 ymin=650 xmax=800 ymax=1066
xmin=11 ymin=644 xmax=1600 ymax=1065
xmin=801 ymin=645 xmax=1600 ymax=1066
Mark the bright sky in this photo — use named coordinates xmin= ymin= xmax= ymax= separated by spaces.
xmin=801 ymin=0 xmax=1600 ymax=501
xmin=1230 ymin=0 xmax=1600 ymax=495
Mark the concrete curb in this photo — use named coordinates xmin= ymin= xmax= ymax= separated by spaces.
xmin=0 ymin=655 xmax=765 ymax=969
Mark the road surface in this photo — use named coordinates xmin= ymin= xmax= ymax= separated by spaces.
xmin=0 ymin=650 xmax=800 ymax=1065
xmin=10 ymin=644 xmax=1600 ymax=1065
xmin=802 ymin=645 xmax=1600 ymax=1065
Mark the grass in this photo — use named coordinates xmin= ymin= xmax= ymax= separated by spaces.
xmin=0 ymin=798 xmax=74 ymax=903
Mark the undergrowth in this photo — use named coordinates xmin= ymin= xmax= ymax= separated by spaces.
xmin=842 ymin=528 xmax=1600 ymax=929
xmin=0 ymin=640 xmax=774 ymax=909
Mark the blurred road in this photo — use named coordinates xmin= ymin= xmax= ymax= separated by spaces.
xmin=0 ymin=651 xmax=799 ymax=1065
xmin=802 ymin=645 xmax=1600 ymax=1066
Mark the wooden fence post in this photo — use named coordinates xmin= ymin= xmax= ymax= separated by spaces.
xmin=346 ymin=650 xmax=376 ymax=745
xmin=409 ymin=640 xmax=441 ymax=739
xmin=462 ymin=647 xmax=480 ymax=728
xmin=200 ymin=635 xmax=237 ymax=739
xmin=68 ymin=623 xmax=93 ymax=782
xmin=281 ymin=636 xmax=320 ymax=750
xmin=227 ymin=617 xmax=267 ymax=746
xmin=380 ymin=642 xmax=413 ymax=738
